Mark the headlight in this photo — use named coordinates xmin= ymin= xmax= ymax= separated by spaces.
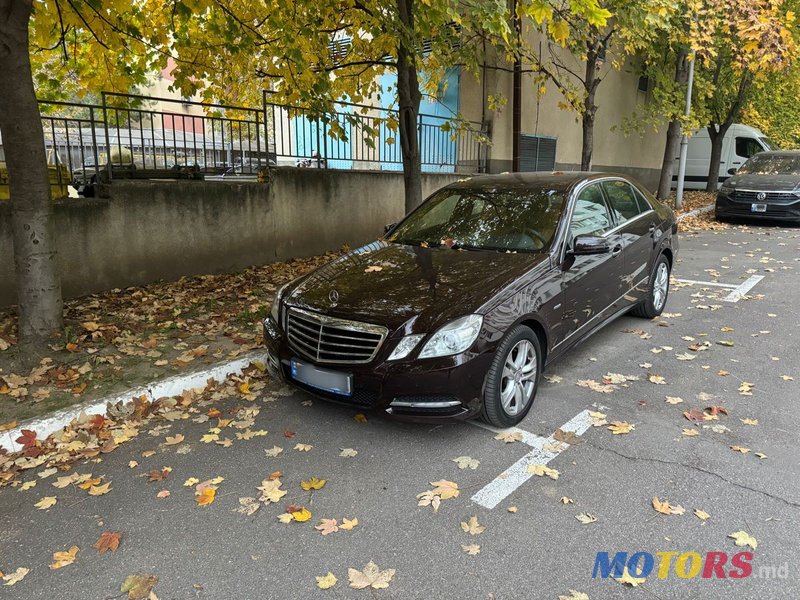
xmin=270 ymin=283 xmax=289 ymax=323
xmin=419 ymin=314 xmax=483 ymax=359
xmin=387 ymin=334 xmax=425 ymax=361
xmin=718 ymin=184 xmax=734 ymax=196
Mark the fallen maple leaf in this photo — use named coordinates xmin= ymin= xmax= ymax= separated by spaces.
xmin=156 ymin=490 xmax=170 ymax=499
xmin=648 ymin=374 xmax=666 ymax=385
xmin=607 ymin=421 xmax=634 ymax=435
xmin=452 ymin=456 xmax=480 ymax=470
xmin=316 ymin=572 xmax=338 ymax=590
xmin=494 ymin=430 xmax=522 ymax=443
xmin=290 ymin=507 xmax=312 ymax=522
xmin=35 ymin=496 xmax=57 ymax=510
xmin=652 ymin=496 xmax=685 ymax=516
xmin=258 ymin=479 xmax=287 ymax=504
xmin=183 ymin=477 xmax=199 ymax=487
xmin=364 ymin=265 xmax=383 ymax=273
xmin=430 ymin=479 xmax=460 ymax=499
xmin=527 ymin=464 xmax=560 ymax=480
xmin=1 ymin=567 xmax=29 ymax=586
xmin=301 ymin=477 xmax=327 ymax=491
xmin=353 ymin=413 xmax=368 ymax=423
xmin=694 ymin=509 xmax=710 ymax=521
xmin=575 ymin=513 xmax=597 ymax=524
xmin=339 ymin=448 xmax=358 ymax=457
xmin=740 ymin=418 xmax=758 ymax=426
xmin=195 ymin=487 xmax=216 ymax=506
xmin=559 ymin=591 xmax=589 ymax=600
xmin=729 ymin=530 xmax=757 ymax=549
xmin=560 ymin=496 xmax=574 ymax=504
xmin=94 ymin=531 xmax=122 ymax=554
xmin=49 ymin=545 xmax=79 ymax=569
xmin=682 ymin=428 xmax=700 ymax=437
xmin=683 ymin=409 xmax=706 ymax=422
xmin=340 ymin=517 xmax=359 ymax=530
xmin=460 ymin=515 xmax=486 ymax=535
xmin=89 ymin=482 xmax=112 ymax=496
xmin=348 ymin=561 xmax=395 ymax=590
xmin=462 ymin=543 xmax=481 ymax=555
xmin=264 ymin=446 xmax=283 ymax=457
xmin=665 ymin=396 xmax=684 ymax=405
xmin=236 ymin=497 xmax=261 ymax=516
xmin=730 ymin=446 xmax=751 ymax=454
xmin=294 ymin=443 xmax=313 ymax=452
xmin=164 ymin=434 xmax=184 ymax=446
xmin=315 ymin=518 xmax=339 ymax=535
xmin=120 ymin=574 xmax=158 ymax=599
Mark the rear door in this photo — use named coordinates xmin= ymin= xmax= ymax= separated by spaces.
xmin=601 ymin=179 xmax=657 ymax=302
xmin=557 ymin=182 xmax=625 ymax=344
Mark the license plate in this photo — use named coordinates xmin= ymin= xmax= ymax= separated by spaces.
xmin=290 ymin=358 xmax=352 ymax=396
xmin=751 ymin=203 xmax=767 ymax=213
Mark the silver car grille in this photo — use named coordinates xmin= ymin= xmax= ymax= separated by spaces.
xmin=286 ymin=308 xmax=387 ymax=364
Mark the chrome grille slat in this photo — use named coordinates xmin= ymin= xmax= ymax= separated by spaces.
xmin=286 ymin=307 xmax=387 ymax=364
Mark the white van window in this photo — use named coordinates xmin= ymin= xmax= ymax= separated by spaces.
xmin=759 ymin=137 xmax=776 ymax=151
xmin=735 ymin=137 xmax=762 ymax=159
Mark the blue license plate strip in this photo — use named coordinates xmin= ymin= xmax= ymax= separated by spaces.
xmin=290 ymin=359 xmax=352 ymax=396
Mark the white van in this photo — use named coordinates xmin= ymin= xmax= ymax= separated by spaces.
xmin=673 ymin=124 xmax=775 ymax=190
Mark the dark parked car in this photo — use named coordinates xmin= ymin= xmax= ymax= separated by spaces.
xmin=716 ymin=151 xmax=800 ymax=222
xmin=263 ymin=172 xmax=678 ymax=426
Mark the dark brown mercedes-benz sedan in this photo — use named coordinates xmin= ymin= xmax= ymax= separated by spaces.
xmin=263 ymin=172 xmax=678 ymax=426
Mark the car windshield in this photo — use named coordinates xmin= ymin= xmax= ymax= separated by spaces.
xmin=387 ymin=186 xmax=566 ymax=252
xmin=738 ymin=154 xmax=800 ymax=175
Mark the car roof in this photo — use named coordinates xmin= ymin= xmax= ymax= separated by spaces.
xmin=443 ymin=171 xmax=631 ymax=193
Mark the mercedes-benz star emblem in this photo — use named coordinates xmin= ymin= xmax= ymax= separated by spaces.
xmin=757 ymin=192 xmax=767 ymax=201
xmin=328 ymin=290 xmax=339 ymax=305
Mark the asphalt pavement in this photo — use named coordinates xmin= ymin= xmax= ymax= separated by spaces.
xmin=1 ymin=223 xmax=799 ymax=600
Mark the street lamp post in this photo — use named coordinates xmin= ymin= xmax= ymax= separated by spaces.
xmin=675 ymin=52 xmax=695 ymax=210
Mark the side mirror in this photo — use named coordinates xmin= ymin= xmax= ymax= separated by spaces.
xmin=384 ymin=222 xmax=397 ymax=234
xmin=727 ymin=167 xmax=738 ymax=175
xmin=572 ymin=234 xmax=611 ymax=255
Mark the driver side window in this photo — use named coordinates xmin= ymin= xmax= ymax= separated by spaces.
xmin=568 ymin=184 xmax=612 ymax=246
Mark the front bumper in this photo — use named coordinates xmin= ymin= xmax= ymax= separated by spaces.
xmin=715 ymin=194 xmax=800 ymax=222
xmin=262 ymin=317 xmax=492 ymax=422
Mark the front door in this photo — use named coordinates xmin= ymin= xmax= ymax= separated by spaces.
xmin=558 ymin=182 xmax=625 ymax=344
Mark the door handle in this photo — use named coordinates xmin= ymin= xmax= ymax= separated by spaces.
xmin=611 ymin=244 xmax=622 ymax=256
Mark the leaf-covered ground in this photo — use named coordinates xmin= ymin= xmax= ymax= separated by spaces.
xmin=0 ymin=250 xmax=343 ymax=423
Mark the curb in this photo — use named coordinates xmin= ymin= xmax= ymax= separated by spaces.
xmin=677 ymin=203 xmax=715 ymax=221
xmin=1 ymin=349 xmax=270 ymax=453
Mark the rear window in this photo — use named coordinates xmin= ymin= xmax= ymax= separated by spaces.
xmin=738 ymin=154 xmax=800 ymax=175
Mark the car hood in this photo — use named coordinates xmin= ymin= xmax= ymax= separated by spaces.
xmin=727 ymin=173 xmax=800 ymax=191
xmin=284 ymin=240 xmax=549 ymax=333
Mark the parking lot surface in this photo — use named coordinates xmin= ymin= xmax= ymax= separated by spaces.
xmin=1 ymin=224 xmax=799 ymax=599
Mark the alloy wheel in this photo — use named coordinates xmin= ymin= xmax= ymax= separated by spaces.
xmin=499 ymin=339 xmax=537 ymax=416
xmin=653 ymin=262 xmax=669 ymax=311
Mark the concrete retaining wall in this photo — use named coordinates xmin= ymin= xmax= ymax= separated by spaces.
xmin=0 ymin=168 xmax=461 ymax=306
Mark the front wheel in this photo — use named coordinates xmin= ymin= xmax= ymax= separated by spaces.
xmin=631 ymin=254 xmax=670 ymax=319
xmin=481 ymin=325 xmax=541 ymax=427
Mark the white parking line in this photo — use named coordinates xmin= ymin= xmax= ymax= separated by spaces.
xmin=673 ymin=278 xmax=738 ymax=289
xmin=723 ymin=275 xmax=765 ymax=303
xmin=470 ymin=410 xmax=593 ymax=509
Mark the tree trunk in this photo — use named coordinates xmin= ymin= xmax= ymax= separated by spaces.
xmin=580 ymin=48 xmax=599 ymax=171
xmin=657 ymin=49 xmax=689 ymax=200
xmin=396 ymin=0 xmax=423 ymax=213
xmin=705 ymin=124 xmax=729 ymax=192
xmin=704 ymin=71 xmax=752 ymax=192
xmin=0 ymin=0 xmax=63 ymax=352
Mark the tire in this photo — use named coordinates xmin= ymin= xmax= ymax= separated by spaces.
xmin=631 ymin=254 xmax=670 ymax=319
xmin=481 ymin=325 xmax=542 ymax=427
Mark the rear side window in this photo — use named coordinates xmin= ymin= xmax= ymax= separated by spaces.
xmin=632 ymin=186 xmax=653 ymax=213
xmin=602 ymin=180 xmax=643 ymax=223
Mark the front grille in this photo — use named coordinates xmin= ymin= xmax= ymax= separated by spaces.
xmin=733 ymin=190 xmax=799 ymax=205
xmin=286 ymin=308 xmax=386 ymax=364
xmin=722 ymin=205 xmax=796 ymax=218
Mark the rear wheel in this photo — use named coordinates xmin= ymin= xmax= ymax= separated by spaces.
xmin=481 ymin=325 xmax=541 ymax=427
xmin=631 ymin=254 xmax=670 ymax=319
